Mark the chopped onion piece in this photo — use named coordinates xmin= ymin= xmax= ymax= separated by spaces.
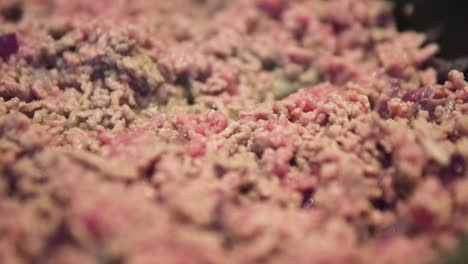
xmin=0 ymin=33 xmax=19 ymax=60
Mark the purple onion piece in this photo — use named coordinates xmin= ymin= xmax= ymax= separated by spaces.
xmin=376 ymin=79 xmax=400 ymax=118
xmin=402 ymin=87 xmax=434 ymax=103
xmin=256 ymin=0 xmax=288 ymax=19
xmin=419 ymin=97 xmax=455 ymax=118
xmin=377 ymin=100 xmax=390 ymax=118
xmin=0 ymin=33 xmax=19 ymax=60
xmin=301 ymin=189 xmax=315 ymax=209
xmin=419 ymin=99 xmax=445 ymax=114
xmin=411 ymin=206 xmax=434 ymax=232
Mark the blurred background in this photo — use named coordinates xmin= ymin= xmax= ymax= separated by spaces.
xmin=391 ymin=0 xmax=468 ymax=59
xmin=390 ymin=0 xmax=468 ymax=82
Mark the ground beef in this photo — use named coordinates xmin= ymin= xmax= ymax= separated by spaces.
xmin=1 ymin=0 xmax=468 ymax=263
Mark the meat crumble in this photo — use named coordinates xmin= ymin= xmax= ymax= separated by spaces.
xmin=1 ymin=0 xmax=468 ymax=263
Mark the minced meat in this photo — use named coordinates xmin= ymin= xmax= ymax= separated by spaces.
xmin=1 ymin=0 xmax=468 ymax=263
